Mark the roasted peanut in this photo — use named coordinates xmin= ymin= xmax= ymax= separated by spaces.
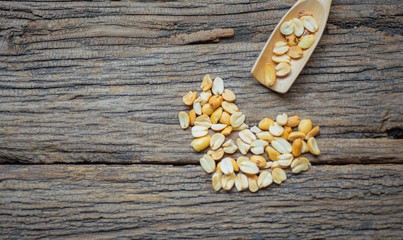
xmin=307 ymin=137 xmax=320 ymax=155
xmin=201 ymin=74 xmax=213 ymax=92
xmin=189 ymin=109 xmax=196 ymax=126
xmin=221 ymin=126 xmax=233 ymax=136
xmin=264 ymin=63 xmax=276 ymax=86
xmin=183 ymin=91 xmax=197 ymax=106
xmin=250 ymin=155 xmax=267 ymax=169
xmin=258 ymin=170 xmax=273 ymax=189
xmin=210 ymin=133 xmax=225 ymax=150
xmin=272 ymin=168 xmax=287 ymax=184
xmin=298 ymin=119 xmax=312 ymax=134
xmin=280 ymin=20 xmax=294 ymax=35
xmin=288 ymin=131 xmax=306 ymax=142
xmin=208 ymin=95 xmax=223 ymax=110
xmin=287 ymin=46 xmax=303 ymax=59
xmin=287 ymin=115 xmax=300 ymax=128
xmin=305 ymin=126 xmax=319 ymax=140
xmin=298 ymin=35 xmax=315 ymax=49
xmin=230 ymin=112 xmax=245 ymax=128
xmin=291 ymin=157 xmax=311 ymax=174
xmin=210 ymin=107 xmax=222 ymax=124
xmin=191 ymin=135 xmax=210 ymax=152
xmin=272 ymin=54 xmax=291 ymax=64
xmin=200 ymin=154 xmax=216 ymax=173
xmin=269 ymin=122 xmax=284 ymax=136
xmin=259 ymin=118 xmax=275 ymax=130
xmin=285 ymin=34 xmax=299 ymax=46
xmin=222 ymin=89 xmax=236 ymax=102
xmin=273 ymin=41 xmax=290 ymax=55
xmin=179 ymin=111 xmax=190 ymax=129
xmin=292 ymin=18 xmax=304 ymax=37
xmin=275 ymin=62 xmax=291 ymax=77
xmin=201 ymin=103 xmax=214 ymax=116
xmin=301 ymin=16 xmax=318 ymax=32
xmin=219 ymin=111 xmax=231 ymax=125
xmin=266 ymin=146 xmax=281 ymax=161
xmin=221 ymin=101 xmax=238 ymax=114
xmin=292 ymin=138 xmax=302 ymax=157
xmin=212 ymin=77 xmax=224 ymax=95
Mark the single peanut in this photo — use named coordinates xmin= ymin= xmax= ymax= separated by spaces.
xmin=250 ymin=155 xmax=267 ymax=169
xmin=292 ymin=138 xmax=302 ymax=157
xmin=221 ymin=101 xmax=238 ymax=114
xmin=259 ymin=118 xmax=275 ymax=131
xmin=212 ymin=77 xmax=224 ymax=95
xmin=221 ymin=126 xmax=233 ymax=136
xmin=273 ymin=41 xmax=290 ymax=55
xmin=219 ymin=111 xmax=231 ymax=125
xmin=298 ymin=119 xmax=313 ymax=134
xmin=222 ymin=89 xmax=236 ymax=102
xmin=272 ymin=54 xmax=291 ymax=64
xmin=183 ymin=91 xmax=197 ymax=106
xmin=292 ymin=18 xmax=304 ymax=37
xmin=287 ymin=115 xmax=300 ymax=128
xmin=307 ymin=137 xmax=320 ymax=155
xmin=280 ymin=21 xmax=294 ymax=35
xmin=189 ymin=109 xmax=196 ymax=126
xmin=201 ymin=74 xmax=213 ymax=92
xmin=287 ymin=46 xmax=303 ymax=59
xmin=178 ymin=111 xmax=190 ymax=129
xmin=191 ymin=135 xmax=210 ymax=152
xmin=264 ymin=63 xmax=276 ymax=86
xmin=272 ymin=168 xmax=287 ymax=184
xmin=210 ymin=107 xmax=222 ymax=124
xmin=266 ymin=146 xmax=281 ymax=161
xmin=298 ymin=35 xmax=315 ymax=49
xmin=305 ymin=126 xmax=319 ymax=140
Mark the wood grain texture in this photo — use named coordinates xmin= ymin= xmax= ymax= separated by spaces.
xmin=0 ymin=0 xmax=402 ymax=164
xmin=0 ymin=164 xmax=402 ymax=239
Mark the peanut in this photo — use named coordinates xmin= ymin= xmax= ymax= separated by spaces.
xmin=275 ymin=62 xmax=291 ymax=77
xmin=256 ymin=131 xmax=274 ymax=143
xmin=221 ymin=126 xmax=233 ymax=136
xmin=272 ymin=54 xmax=291 ymax=64
xmin=272 ymin=168 xmax=287 ymax=184
xmin=210 ymin=107 xmax=222 ymax=124
xmin=305 ymin=126 xmax=319 ymax=140
xmin=199 ymin=154 xmax=216 ymax=173
xmin=201 ymin=74 xmax=213 ymax=92
xmin=183 ymin=91 xmax=197 ymax=106
xmin=194 ymin=115 xmax=212 ymax=128
xmin=273 ymin=41 xmax=290 ymax=55
xmin=292 ymin=18 xmax=304 ymax=37
xmin=298 ymin=35 xmax=315 ymax=49
xmin=264 ymin=63 xmax=276 ymax=86
xmin=212 ymin=171 xmax=222 ymax=191
xmin=280 ymin=20 xmax=294 ymax=35
xmin=258 ymin=170 xmax=273 ymax=189
xmin=208 ymin=95 xmax=223 ymax=110
xmin=191 ymin=135 xmax=210 ymax=152
xmin=222 ymin=89 xmax=236 ymax=102
xmin=301 ymin=16 xmax=318 ymax=32
xmin=287 ymin=46 xmax=303 ymax=59
xmin=210 ymin=133 xmax=225 ymax=150
xmin=287 ymin=115 xmax=300 ymax=128
xmin=189 ymin=109 xmax=196 ymax=126
xmin=288 ymin=131 xmax=306 ymax=142
xmin=269 ymin=122 xmax=284 ymax=136
xmin=222 ymin=139 xmax=238 ymax=154
xmin=230 ymin=112 xmax=245 ymax=128
xmin=219 ymin=111 xmax=231 ymax=125
xmin=221 ymin=157 xmax=235 ymax=175
xmin=212 ymin=77 xmax=224 ymax=95
xmin=239 ymin=161 xmax=259 ymax=175
xmin=298 ymin=119 xmax=312 ymax=134
xmin=237 ymin=138 xmax=251 ymax=155
xmin=292 ymin=138 xmax=303 ymax=157
xmin=221 ymin=101 xmax=238 ymax=114
xmin=250 ymin=155 xmax=267 ymax=169
xmin=285 ymin=34 xmax=299 ymax=46
xmin=259 ymin=118 xmax=275 ymax=130
xmin=178 ymin=111 xmax=190 ymax=129
xmin=247 ymin=174 xmax=259 ymax=193
xmin=291 ymin=157 xmax=311 ymax=174
xmin=281 ymin=126 xmax=292 ymax=140
xmin=201 ymin=103 xmax=214 ymax=116
xmin=235 ymin=172 xmax=249 ymax=191
xmin=266 ymin=146 xmax=281 ymax=161
xmin=222 ymin=172 xmax=236 ymax=191
xmin=192 ymin=126 xmax=208 ymax=138
xmin=307 ymin=137 xmax=320 ymax=155
xmin=239 ymin=129 xmax=256 ymax=144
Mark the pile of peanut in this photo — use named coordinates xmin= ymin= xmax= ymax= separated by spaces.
xmin=179 ymin=75 xmax=321 ymax=192
xmin=265 ymin=10 xmax=319 ymax=86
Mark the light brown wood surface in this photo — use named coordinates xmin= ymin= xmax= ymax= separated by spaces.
xmin=0 ymin=0 xmax=402 ymax=239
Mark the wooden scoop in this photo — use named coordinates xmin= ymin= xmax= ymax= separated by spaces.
xmin=251 ymin=0 xmax=332 ymax=93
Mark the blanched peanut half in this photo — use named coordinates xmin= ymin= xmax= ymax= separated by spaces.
xmin=277 ymin=153 xmax=293 ymax=168
xmin=235 ymin=172 xmax=249 ymax=191
xmin=193 ymin=98 xmax=202 ymax=115
xmin=250 ymin=140 xmax=268 ymax=155
xmin=258 ymin=170 xmax=273 ymax=188
xmin=191 ymin=135 xmax=210 ymax=152
xmin=250 ymin=126 xmax=262 ymax=134
xmin=210 ymin=133 xmax=225 ymax=150
xmin=256 ymin=131 xmax=274 ymax=143
xmin=221 ymin=157 xmax=235 ymax=175
xmin=239 ymin=161 xmax=259 ymax=175
xmin=178 ymin=111 xmax=190 ymax=129
xmin=273 ymin=41 xmax=290 ymax=55
xmin=199 ymin=91 xmax=212 ymax=106
xmin=192 ymin=126 xmax=208 ymax=138
xmin=298 ymin=119 xmax=313 ymax=134
xmin=247 ymin=174 xmax=259 ymax=193
xmin=272 ymin=54 xmax=291 ymax=64
xmin=298 ymin=35 xmax=315 ymax=49
xmin=221 ymin=126 xmax=233 ymax=136
xmin=199 ymin=154 xmax=216 ymax=173
xmin=305 ymin=126 xmax=320 ymax=140
xmin=237 ymin=156 xmax=249 ymax=165
xmin=291 ymin=157 xmax=311 ymax=174
xmin=212 ymin=171 xmax=222 ymax=191
xmin=183 ymin=91 xmax=197 ymax=106
xmin=301 ymin=16 xmax=318 ymax=32
xmin=264 ymin=63 xmax=276 ymax=86
xmin=222 ymin=139 xmax=238 ymax=154
xmin=266 ymin=146 xmax=281 ymax=161
xmin=208 ymin=148 xmax=224 ymax=161
xmin=271 ymin=137 xmax=292 ymax=154
xmin=269 ymin=122 xmax=284 ymax=136
xmin=239 ymin=129 xmax=256 ymax=144
xmin=189 ymin=109 xmax=196 ymax=126
xmin=201 ymin=103 xmax=214 ymax=116
xmin=250 ymin=155 xmax=267 ymax=169
xmin=211 ymin=123 xmax=227 ymax=131
xmin=285 ymin=34 xmax=299 ymax=46
xmin=222 ymin=89 xmax=236 ymax=102
xmin=275 ymin=62 xmax=291 ymax=77
xmin=287 ymin=115 xmax=300 ymax=128
xmin=259 ymin=118 xmax=275 ymax=131
xmin=276 ymin=113 xmax=288 ymax=126
xmin=292 ymin=18 xmax=304 ymax=37
xmin=237 ymin=138 xmax=251 ymax=155
xmin=194 ymin=115 xmax=212 ymax=128
xmin=233 ymin=123 xmax=249 ymax=131
xmin=216 ymin=162 xmax=221 ymax=173
xmin=307 ymin=137 xmax=320 ymax=155
xmin=281 ymin=126 xmax=292 ymax=140
xmin=201 ymin=74 xmax=213 ymax=92
xmin=222 ymin=172 xmax=236 ymax=191
xmin=301 ymin=140 xmax=309 ymax=153
xmin=292 ymin=138 xmax=303 ymax=157
xmin=288 ymin=131 xmax=306 ymax=142
xmin=208 ymin=95 xmax=223 ymax=110
xmin=272 ymin=168 xmax=287 ymax=184
xmin=230 ymin=112 xmax=245 ymax=128
xmin=210 ymin=107 xmax=222 ymax=124
xmin=221 ymin=101 xmax=238 ymax=114
xmin=212 ymin=77 xmax=224 ymax=95
xmin=219 ymin=111 xmax=231 ymax=125
xmin=287 ymin=46 xmax=303 ymax=59
xmin=280 ymin=20 xmax=294 ymax=35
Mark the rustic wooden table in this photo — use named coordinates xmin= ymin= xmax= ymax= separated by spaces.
xmin=0 ymin=0 xmax=402 ymax=239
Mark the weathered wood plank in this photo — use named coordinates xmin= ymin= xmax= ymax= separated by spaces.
xmin=0 ymin=164 xmax=402 ymax=239
xmin=0 ymin=0 xmax=402 ymax=164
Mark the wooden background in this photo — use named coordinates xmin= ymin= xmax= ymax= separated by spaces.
xmin=0 ymin=0 xmax=402 ymax=239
